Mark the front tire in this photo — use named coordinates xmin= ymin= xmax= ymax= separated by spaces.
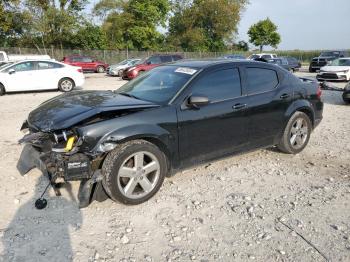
xmin=58 ymin=78 xmax=75 ymax=92
xmin=0 ymin=84 xmax=5 ymax=96
xmin=102 ymin=140 xmax=167 ymax=205
xmin=277 ymin=112 xmax=312 ymax=154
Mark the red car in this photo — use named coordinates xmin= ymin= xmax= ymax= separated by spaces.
xmin=62 ymin=55 xmax=109 ymax=73
xmin=122 ymin=54 xmax=183 ymax=80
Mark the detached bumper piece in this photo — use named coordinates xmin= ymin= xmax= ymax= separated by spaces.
xmin=17 ymin=144 xmax=109 ymax=208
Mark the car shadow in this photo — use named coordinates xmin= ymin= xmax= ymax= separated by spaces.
xmin=0 ymin=176 xmax=82 ymax=262
xmin=321 ymin=90 xmax=347 ymax=105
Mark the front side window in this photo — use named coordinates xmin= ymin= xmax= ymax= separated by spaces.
xmin=190 ymin=68 xmax=242 ymax=102
xmin=147 ymin=56 xmax=162 ymax=65
xmin=262 ymin=55 xmax=272 ymax=59
xmin=246 ymin=67 xmax=279 ymax=95
xmin=8 ymin=62 xmax=35 ymax=72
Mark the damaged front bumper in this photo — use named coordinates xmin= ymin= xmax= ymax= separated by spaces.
xmin=17 ymin=131 xmax=109 ymax=208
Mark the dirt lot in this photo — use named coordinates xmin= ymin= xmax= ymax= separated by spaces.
xmin=0 ymin=72 xmax=349 ymax=262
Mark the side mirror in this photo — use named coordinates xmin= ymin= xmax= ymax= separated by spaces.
xmin=146 ymin=61 xmax=152 ymax=65
xmin=188 ymin=95 xmax=209 ymax=109
xmin=8 ymin=69 xmax=15 ymax=75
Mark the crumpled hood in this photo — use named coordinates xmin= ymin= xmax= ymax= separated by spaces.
xmin=320 ymin=66 xmax=350 ymax=72
xmin=28 ymin=90 xmax=158 ymax=132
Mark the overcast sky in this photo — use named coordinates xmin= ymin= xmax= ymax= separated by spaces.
xmin=238 ymin=0 xmax=350 ymax=50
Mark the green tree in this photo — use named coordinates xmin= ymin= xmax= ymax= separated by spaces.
xmin=72 ymin=23 xmax=108 ymax=50
xmin=167 ymin=0 xmax=248 ymax=52
xmin=247 ymin=18 xmax=281 ymax=52
xmin=23 ymin=0 xmax=88 ymax=50
xmin=95 ymin=0 xmax=170 ymax=50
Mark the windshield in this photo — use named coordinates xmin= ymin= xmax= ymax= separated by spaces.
xmin=329 ymin=59 xmax=350 ymax=66
xmin=320 ymin=51 xmax=339 ymax=57
xmin=115 ymin=65 xmax=198 ymax=104
xmin=0 ymin=62 xmax=14 ymax=71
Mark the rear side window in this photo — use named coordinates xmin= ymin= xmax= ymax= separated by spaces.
xmin=191 ymin=68 xmax=241 ymax=102
xmin=82 ymin=57 xmax=93 ymax=62
xmin=37 ymin=61 xmax=63 ymax=69
xmin=246 ymin=68 xmax=279 ymax=94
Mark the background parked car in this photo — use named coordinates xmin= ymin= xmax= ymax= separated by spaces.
xmin=309 ymin=50 xmax=349 ymax=72
xmin=268 ymin=57 xmax=301 ymax=72
xmin=220 ymin=54 xmax=246 ymax=59
xmin=317 ymin=58 xmax=350 ymax=81
xmin=0 ymin=60 xmax=84 ymax=95
xmin=248 ymin=53 xmax=277 ymax=60
xmin=121 ymin=54 xmax=183 ymax=80
xmin=62 ymin=55 xmax=109 ymax=73
xmin=107 ymin=58 xmax=141 ymax=76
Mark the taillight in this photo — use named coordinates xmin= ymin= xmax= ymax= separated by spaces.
xmin=77 ymin=68 xmax=83 ymax=73
xmin=317 ymin=84 xmax=322 ymax=99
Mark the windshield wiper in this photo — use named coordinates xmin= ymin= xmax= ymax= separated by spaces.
xmin=118 ymin=92 xmax=140 ymax=100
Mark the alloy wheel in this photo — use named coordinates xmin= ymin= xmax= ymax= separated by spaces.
xmin=60 ymin=80 xmax=73 ymax=91
xmin=290 ymin=118 xmax=308 ymax=149
xmin=117 ymin=151 xmax=160 ymax=199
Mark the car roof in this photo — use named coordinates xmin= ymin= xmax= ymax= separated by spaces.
xmin=170 ymin=59 xmax=275 ymax=69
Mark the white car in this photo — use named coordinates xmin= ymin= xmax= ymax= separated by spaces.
xmin=317 ymin=58 xmax=350 ymax=81
xmin=107 ymin=58 xmax=141 ymax=76
xmin=0 ymin=60 xmax=85 ymax=95
xmin=248 ymin=53 xmax=277 ymax=60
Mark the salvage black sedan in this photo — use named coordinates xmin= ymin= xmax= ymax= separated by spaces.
xmin=17 ymin=60 xmax=323 ymax=207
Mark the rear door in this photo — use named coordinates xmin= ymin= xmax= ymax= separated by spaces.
xmin=177 ymin=66 xmax=250 ymax=165
xmin=242 ymin=66 xmax=293 ymax=147
xmin=36 ymin=61 xmax=64 ymax=89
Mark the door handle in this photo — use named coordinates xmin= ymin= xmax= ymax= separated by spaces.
xmin=280 ymin=94 xmax=290 ymax=99
xmin=232 ymin=103 xmax=247 ymax=111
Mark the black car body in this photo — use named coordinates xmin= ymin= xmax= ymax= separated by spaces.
xmin=268 ymin=57 xmax=301 ymax=72
xmin=343 ymin=82 xmax=350 ymax=104
xmin=309 ymin=51 xmax=349 ymax=72
xmin=17 ymin=60 xmax=323 ymax=207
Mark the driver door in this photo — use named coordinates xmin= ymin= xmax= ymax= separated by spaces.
xmin=177 ymin=66 xmax=250 ymax=166
xmin=4 ymin=61 xmax=37 ymax=92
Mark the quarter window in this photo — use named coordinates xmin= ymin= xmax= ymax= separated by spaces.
xmin=246 ymin=68 xmax=279 ymax=94
xmin=191 ymin=68 xmax=242 ymax=102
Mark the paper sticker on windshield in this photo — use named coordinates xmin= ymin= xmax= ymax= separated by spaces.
xmin=175 ymin=67 xmax=197 ymax=75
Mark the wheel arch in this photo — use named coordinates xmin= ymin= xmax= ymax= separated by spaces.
xmin=285 ymin=100 xmax=315 ymax=128
xmin=90 ymin=124 xmax=177 ymax=174
xmin=59 ymin=77 xmax=75 ymax=87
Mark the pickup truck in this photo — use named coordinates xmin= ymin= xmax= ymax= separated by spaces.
xmin=0 ymin=51 xmax=51 ymax=64
xmin=309 ymin=50 xmax=349 ymax=72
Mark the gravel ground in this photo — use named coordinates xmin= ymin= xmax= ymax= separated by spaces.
xmin=0 ymin=72 xmax=349 ymax=262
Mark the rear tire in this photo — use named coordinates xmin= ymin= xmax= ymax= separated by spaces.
xmin=277 ymin=112 xmax=312 ymax=154
xmin=102 ymin=140 xmax=167 ymax=205
xmin=0 ymin=84 xmax=5 ymax=96
xmin=309 ymin=67 xmax=315 ymax=73
xmin=97 ymin=66 xmax=105 ymax=73
xmin=58 ymin=78 xmax=75 ymax=92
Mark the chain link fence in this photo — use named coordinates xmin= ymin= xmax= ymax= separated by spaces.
xmin=1 ymin=47 xmax=347 ymax=64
